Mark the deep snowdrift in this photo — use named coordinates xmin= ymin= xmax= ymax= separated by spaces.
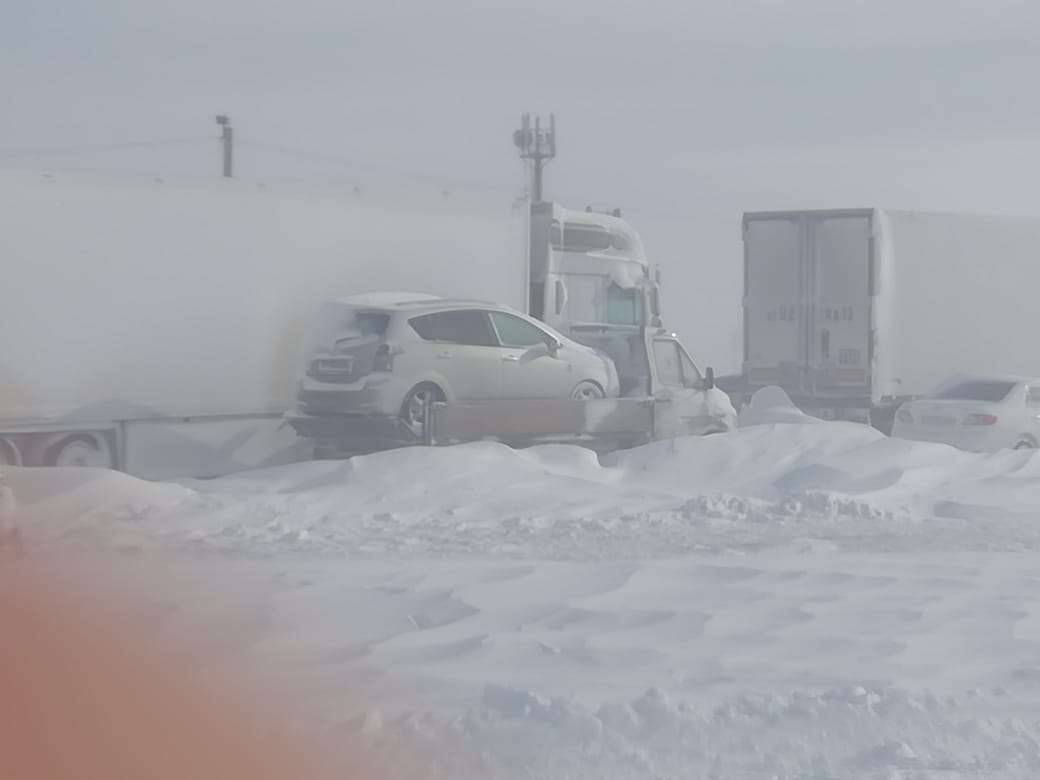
xmin=9 ymin=423 xmax=1040 ymax=777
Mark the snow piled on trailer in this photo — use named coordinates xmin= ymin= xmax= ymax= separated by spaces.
xmin=11 ymin=417 xmax=1040 ymax=776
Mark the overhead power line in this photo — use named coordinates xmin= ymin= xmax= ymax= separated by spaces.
xmin=238 ymin=136 xmax=523 ymax=196
xmin=0 ymin=137 xmax=211 ymax=160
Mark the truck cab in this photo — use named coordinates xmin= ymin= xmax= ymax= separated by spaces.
xmin=528 ymin=202 xmax=661 ymax=337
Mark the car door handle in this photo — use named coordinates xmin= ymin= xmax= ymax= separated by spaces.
xmin=502 ymin=355 xmax=521 ymax=362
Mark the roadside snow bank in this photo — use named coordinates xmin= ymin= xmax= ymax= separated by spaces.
xmin=12 ymin=421 xmax=1040 ymax=558
xmin=5 ymin=466 xmax=193 ymax=545
xmin=737 ymin=385 xmax=822 ymax=427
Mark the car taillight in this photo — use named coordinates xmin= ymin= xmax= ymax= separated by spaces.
xmin=963 ymin=413 xmax=998 ymax=426
xmin=895 ymin=408 xmax=913 ymax=424
xmin=373 ymin=344 xmax=394 ymax=372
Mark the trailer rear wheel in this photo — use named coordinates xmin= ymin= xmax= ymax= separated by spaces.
xmin=0 ymin=438 xmax=21 ymax=467
xmin=571 ymin=381 xmax=605 ymax=401
xmin=45 ymin=434 xmax=115 ymax=469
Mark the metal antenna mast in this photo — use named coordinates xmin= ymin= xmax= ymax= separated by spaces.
xmin=513 ymin=113 xmax=556 ymax=202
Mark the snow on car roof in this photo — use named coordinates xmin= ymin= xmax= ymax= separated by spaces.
xmin=933 ymin=374 xmax=1040 ymax=389
xmin=330 ymin=293 xmax=509 ymax=312
xmin=334 ymin=292 xmax=442 ymax=307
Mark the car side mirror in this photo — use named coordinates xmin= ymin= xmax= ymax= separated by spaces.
xmin=704 ymin=366 xmax=716 ymax=390
xmin=546 ymin=338 xmax=561 ymax=358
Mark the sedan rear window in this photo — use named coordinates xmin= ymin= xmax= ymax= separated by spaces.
xmin=934 ymin=380 xmax=1017 ymax=402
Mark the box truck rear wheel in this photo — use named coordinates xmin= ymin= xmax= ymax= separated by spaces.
xmin=45 ymin=434 xmax=115 ymax=469
xmin=0 ymin=438 xmax=21 ymax=467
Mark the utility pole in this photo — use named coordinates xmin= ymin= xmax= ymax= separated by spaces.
xmin=215 ymin=115 xmax=233 ymax=177
xmin=513 ymin=113 xmax=556 ymax=202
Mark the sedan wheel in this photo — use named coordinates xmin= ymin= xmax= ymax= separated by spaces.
xmin=401 ymin=385 xmax=444 ymax=436
xmin=1014 ymin=438 xmax=1037 ymax=450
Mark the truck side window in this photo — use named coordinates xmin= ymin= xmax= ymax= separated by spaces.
xmin=653 ymin=340 xmax=683 ymax=387
xmin=489 ymin=312 xmax=550 ymax=348
xmin=557 ymin=224 xmax=612 ymax=252
xmin=409 ymin=311 xmax=497 ymax=347
xmin=679 ymin=348 xmax=702 ymax=385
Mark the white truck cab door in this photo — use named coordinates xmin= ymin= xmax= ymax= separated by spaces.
xmin=651 ymin=337 xmax=730 ymax=437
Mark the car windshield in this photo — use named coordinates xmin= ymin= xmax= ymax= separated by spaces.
xmin=933 ymin=380 xmax=1017 ymax=402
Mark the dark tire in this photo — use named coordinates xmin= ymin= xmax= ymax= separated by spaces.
xmin=400 ymin=384 xmax=445 ymax=436
xmin=44 ymin=434 xmax=115 ymax=468
xmin=571 ymin=381 xmax=605 ymax=401
xmin=0 ymin=438 xmax=21 ymax=467
xmin=1014 ymin=437 xmax=1037 ymax=451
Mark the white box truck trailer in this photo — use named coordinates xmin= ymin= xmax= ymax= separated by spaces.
xmin=725 ymin=208 xmax=1040 ymax=432
xmin=1 ymin=170 xmax=528 ymax=478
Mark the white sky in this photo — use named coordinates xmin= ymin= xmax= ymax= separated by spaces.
xmin=5 ymin=0 xmax=1040 ymax=367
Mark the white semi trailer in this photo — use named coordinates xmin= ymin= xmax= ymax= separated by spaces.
xmin=723 ymin=208 xmax=1040 ymax=432
xmin=1 ymin=171 xmax=527 ymax=478
xmin=3 ymin=170 xmax=723 ymax=478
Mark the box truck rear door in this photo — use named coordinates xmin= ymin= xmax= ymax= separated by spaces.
xmin=744 ymin=216 xmax=805 ymax=386
xmin=809 ymin=214 xmax=872 ymax=390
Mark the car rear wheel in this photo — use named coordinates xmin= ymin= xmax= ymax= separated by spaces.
xmin=571 ymin=381 xmax=605 ymax=401
xmin=401 ymin=384 xmax=445 ymax=437
xmin=1014 ymin=437 xmax=1037 ymax=450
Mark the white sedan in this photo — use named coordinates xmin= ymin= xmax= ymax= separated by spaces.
xmin=891 ymin=376 xmax=1040 ymax=452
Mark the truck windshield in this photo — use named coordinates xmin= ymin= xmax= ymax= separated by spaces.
xmin=934 ymin=380 xmax=1016 ymax=402
xmin=606 ymin=284 xmax=643 ymax=325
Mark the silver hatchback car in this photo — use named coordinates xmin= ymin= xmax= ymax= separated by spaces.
xmin=295 ymin=294 xmax=619 ymax=433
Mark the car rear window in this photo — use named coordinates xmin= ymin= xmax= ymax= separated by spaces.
xmin=305 ymin=304 xmax=390 ymax=356
xmin=934 ymin=380 xmax=1017 ymax=402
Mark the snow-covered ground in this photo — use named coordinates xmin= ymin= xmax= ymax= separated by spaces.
xmin=10 ymin=414 xmax=1040 ymax=778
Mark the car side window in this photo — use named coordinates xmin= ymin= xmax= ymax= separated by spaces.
xmin=489 ymin=311 xmax=550 ymax=348
xmin=653 ymin=340 xmax=683 ymax=387
xmin=1028 ymin=386 xmax=1040 ymax=407
xmin=408 ymin=310 xmax=497 ymax=347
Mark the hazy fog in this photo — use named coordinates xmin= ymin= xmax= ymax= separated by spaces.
xmin=6 ymin=0 xmax=1040 ymax=366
